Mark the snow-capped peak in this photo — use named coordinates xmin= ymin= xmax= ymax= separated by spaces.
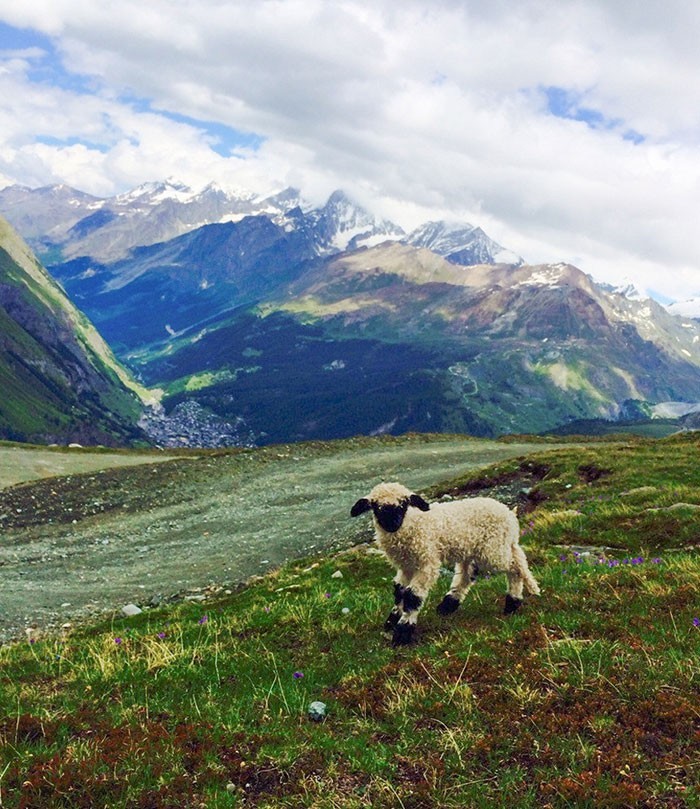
xmin=115 ymin=179 xmax=195 ymax=206
xmin=598 ymin=279 xmax=646 ymax=302
xmin=406 ymin=220 xmax=523 ymax=266
xmin=309 ymin=190 xmax=405 ymax=253
xmin=666 ymin=297 xmax=700 ymax=319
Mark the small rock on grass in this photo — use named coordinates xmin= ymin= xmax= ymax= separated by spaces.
xmin=308 ymin=701 xmax=327 ymax=722
xmin=121 ymin=603 xmax=143 ymax=617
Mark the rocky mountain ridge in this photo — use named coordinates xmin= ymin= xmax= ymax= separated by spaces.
xmin=0 ymin=181 xmax=516 ymax=268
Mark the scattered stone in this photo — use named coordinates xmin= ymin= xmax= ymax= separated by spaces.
xmin=621 ymin=486 xmax=659 ymax=497
xmin=331 ymin=570 xmax=343 ymax=579
xmin=308 ymin=701 xmax=327 ymax=722
xmin=303 ymin=563 xmax=320 ymax=573
xmin=647 ymin=503 xmax=700 ymax=512
xmin=121 ymin=603 xmax=143 ymax=617
xmin=341 ymin=607 xmax=350 ymax=615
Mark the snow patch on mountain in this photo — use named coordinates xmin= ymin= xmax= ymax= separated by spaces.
xmin=518 ymin=265 xmax=568 ymax=288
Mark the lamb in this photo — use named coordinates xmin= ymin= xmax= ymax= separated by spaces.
xmin=351 ymin=481 xmax=540 ymax=645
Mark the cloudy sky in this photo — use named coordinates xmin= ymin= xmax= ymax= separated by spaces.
xmin=1 ymin=0 xmax=699 ymax=304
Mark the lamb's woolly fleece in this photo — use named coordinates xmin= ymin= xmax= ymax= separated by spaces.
xmin=368 ymin=482 xmax=539 ymax=594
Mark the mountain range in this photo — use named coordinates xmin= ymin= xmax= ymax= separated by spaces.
xmin=1 ymin=180 xmax=700 ymax=446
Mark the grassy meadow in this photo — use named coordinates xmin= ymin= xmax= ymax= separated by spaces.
xmin=0 ymin=433 xmax=699 ymax=808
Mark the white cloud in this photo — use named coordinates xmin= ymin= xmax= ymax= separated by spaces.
xmin=0 ymin=0 xmax=700 ymax=301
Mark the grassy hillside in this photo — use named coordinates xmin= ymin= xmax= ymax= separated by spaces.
xmin=0 ymin=216 xmax=151 ymax=445
xmin=0 ymin=434 xmax=698 ymax=807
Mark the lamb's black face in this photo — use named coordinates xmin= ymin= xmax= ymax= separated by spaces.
xmin=350 ymin=491 xmax=430 ymax=531
xmin=374 ymin=500 xmax=409 ymax=533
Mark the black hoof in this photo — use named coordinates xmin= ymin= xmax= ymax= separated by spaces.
xmin=437 ymin=594 xmax=461 ymax=616
xmin=384 ymin=609 xmax=401 ymax=631
xmin=504 ymin=594 xmax=523 ymax=615
xmin=392 ymin=622 xmax=415 ymax=646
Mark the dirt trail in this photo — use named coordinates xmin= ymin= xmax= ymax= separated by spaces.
xmin=0 ymin=436 xmax=559 ymax=643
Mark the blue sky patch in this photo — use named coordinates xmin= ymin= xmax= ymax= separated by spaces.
xmin=36 ymin=135 xmax=110 ymax=154
xmin=124 ymin=94 xmax=264 ymax=156
xmin=0 ymin=22 xmax=96 ymax=96
xmin=542 ymin=85 xmax=645 ymax=143
xmin=0 ymin=21 xmax=47 ymax=50
xmin=158 ymin=110 xmax=265 ymax=157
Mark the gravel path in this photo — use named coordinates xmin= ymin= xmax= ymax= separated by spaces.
xmin=0 ymin=436 xmax=553 ymax=643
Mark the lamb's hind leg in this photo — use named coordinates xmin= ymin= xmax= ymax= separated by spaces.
xmin=437 ymin=561 xmax=477 ymax=616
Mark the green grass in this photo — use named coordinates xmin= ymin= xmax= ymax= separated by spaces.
xmin=1 ymin=435 xmax=699 ymax=807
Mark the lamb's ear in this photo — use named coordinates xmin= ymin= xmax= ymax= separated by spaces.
xmin=351 ymin=498 xmax=372 ymax=517
xmin=409 ymin=494 xmax=430 ymax=511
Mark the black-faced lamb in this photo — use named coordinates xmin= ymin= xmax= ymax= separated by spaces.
xmin=351 ymin=481 xmax=540 ymax=645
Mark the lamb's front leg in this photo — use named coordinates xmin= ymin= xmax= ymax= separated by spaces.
xmin=384 ymin=571 xmax=410 ymax=631
xmin=392 ymin=566 xmax=439 ymax=646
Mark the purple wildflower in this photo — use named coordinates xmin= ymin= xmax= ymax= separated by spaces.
xmin=293 ymin=671 xmax=304 ymax=679
xmin=324 ymin=593 xmax=332 ymax=599
xmin=693 ymin=618 xmax=700 ymax=628
xmin=198 ymin=615 xmax=208 ymax=625
xmin=652 ymin=558 xmax=662 ymax=564
xmin=114 ymin=637 xmax=123 ymax=645
xmin=157 ymin=632 xmax=166 ymax=639
xmin=559 ymin=554 xmax=568 ymax=562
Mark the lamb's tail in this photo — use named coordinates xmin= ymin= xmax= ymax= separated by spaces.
xmin=512 ymin=542 xmax=541 ymax=596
